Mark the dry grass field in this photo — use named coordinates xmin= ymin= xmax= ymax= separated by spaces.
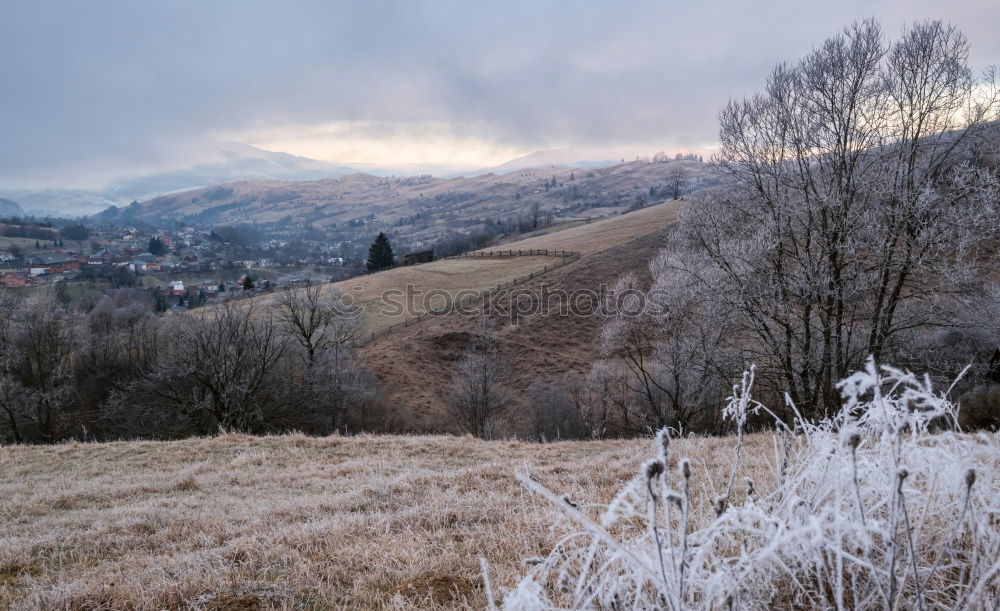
xmin=254 ymin=255 xmax=557 ymax=334
xmin=0 ymin=432 xmax=772 ymax=609
xmin=478 ymin=200 xmax=682 ymax=256
xmin=338 ymin=200 xmax=682 ymax=333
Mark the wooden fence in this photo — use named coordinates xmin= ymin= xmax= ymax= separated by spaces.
xmin=443 ymin=249 xmax=579 ymax=260
xmin=359 ymin=249 xmax=581 ymax=345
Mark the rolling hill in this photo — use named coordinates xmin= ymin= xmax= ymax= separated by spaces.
xmin=98 ymin=159 xmax=718 ymax=247
xmin=354 ymin=200 xmax=684 ymax=427
xmin=221 ymin=199 xmax=683 ymax=430
xmin=0 ymin=142 xmax=356 ymax=217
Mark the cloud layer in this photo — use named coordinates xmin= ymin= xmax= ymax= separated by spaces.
xmin=1 ymin=0 xmax=998 ymax=187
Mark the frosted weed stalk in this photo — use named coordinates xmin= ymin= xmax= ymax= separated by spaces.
xmin=506 ymin=359 xmax=1000 ymax=609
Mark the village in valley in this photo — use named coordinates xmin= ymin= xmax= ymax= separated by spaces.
xmin=0 ymin=217 xmax=355 ymax=310
xmin=0 ymin=154 xmax=714 ymax=311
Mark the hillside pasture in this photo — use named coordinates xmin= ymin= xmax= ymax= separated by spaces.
xmin=247 ymin=200 xmax=683 ymax=336
xmin=480 ymin=199 xmax=682 ymax=256
xmin=253 ymin=254 xmax=558 ymax=334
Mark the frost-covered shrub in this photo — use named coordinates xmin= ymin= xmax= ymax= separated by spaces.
xmin=506 ymin=360 xmax=1000 ymax=609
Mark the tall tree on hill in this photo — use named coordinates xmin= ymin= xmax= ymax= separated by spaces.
xmin=276 ymin=282 xmax=363 ymax=367
xmin=366 ymin=232 xmax=394 ymax=272
xmin=667 ymin=166 xmax=688 ymax=199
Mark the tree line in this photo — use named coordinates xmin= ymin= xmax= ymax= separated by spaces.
xmin=0 ymin=283 xmax=379 ymax=443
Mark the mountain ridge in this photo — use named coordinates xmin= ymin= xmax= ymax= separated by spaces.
xmin=0 ymin=197 xmax=24 ymax=216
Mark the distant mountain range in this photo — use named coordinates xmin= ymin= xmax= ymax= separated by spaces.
xmin=0 ymin=142 xmax=358 ymax=217
xmin=469 ymin=149 xmax=621 ymax=175
xmin=0 ymin=142 xmax=687 ymax=218
xmin=107 ymin=141 xmax=358 ymax=197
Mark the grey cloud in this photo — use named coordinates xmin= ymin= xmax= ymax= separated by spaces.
xmin=1 ymin=0 xmax=998 ymax=188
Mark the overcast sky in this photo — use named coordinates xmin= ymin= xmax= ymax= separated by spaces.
xmin=2 ymin=0 xmax=999 ymax=188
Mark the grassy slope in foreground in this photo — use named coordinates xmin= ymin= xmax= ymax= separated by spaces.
xmin=0 ymin=432 xmax=765 ymax=609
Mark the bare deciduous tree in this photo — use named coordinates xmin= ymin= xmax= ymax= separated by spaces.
xmin=525 ymin=377 xmax=587 ymax=441
xmin=529 ymin=201 xmax=542 ymax=230
xmin=667 ymin=165 xmax=688 ymax=199
xmin=273 ymin=282 xmax=372 ymax=432
xmin=668 ymin=19 xmax=1000 ymax=416
xmin=595 ymin=267 xmax=733 ymax=433
xmin=0 ymin=293 xmax=79 ymax=443
xmin=569 ymin=362 xmax=636 ymax=438
xmin=0 ymin=291 xmax=24 ymax=442
xmin=129 ymin=301 xmax=288 ymax=433
xmin=448 ymin=326 xmax=512 ymax=439
xmin=275 ymin=282 xmax=363 ymax=366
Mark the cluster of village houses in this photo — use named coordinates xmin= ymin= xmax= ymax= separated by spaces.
xmin=0 ymin=223 xmax=238 ymax=292
xmin=2 ymin=226 xmax=186 ymax=285
xmin=0 ymin=220 xmax=354 ymax=298
xmin=0 ymin=247 xmax=263 ymax=313
xmin=0 ymin=244 xmax=201 ymax=288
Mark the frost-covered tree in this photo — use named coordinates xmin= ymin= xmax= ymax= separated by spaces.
xmin=0 ymin=293 xmax=80 ymax=443
xmin=597 ymin=266 xmax=734 ymax=433
xmin=525 ymin=377 xmax=587 ymax=442
xmin=275 ymin=282 xmax=370 ymax=432
xmin=667 ymin=165 xmax=688 ymax=199
xmin=126 ymin=301 xmax=288 ymax=433
xmin=666 ymin=19 xmax=1000 ymax=416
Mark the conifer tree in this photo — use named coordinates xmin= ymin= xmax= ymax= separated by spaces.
xmin=366 ymin=232 xmax=394 ymax=272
